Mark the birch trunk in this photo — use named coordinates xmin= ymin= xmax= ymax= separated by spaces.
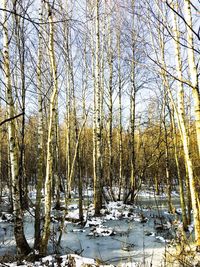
xmin=67 ymin=30 xmax=76 ymax=198
xmin=66 ymin=72 xmax=71 ymax=196
xmin=130 ymin=0 xmax=136 ymax=202
xmin=34 ymin=2 xmax=44 ymax=249
xmin=80 ymin=34 xmax=88 ymax=198
xmin=100 ymin=1 xmax=106 ymax=185
xmin=117 ymin=28 xmax=123 ymax=201
xmin=184 ymin=0 xmax=200 ymax=157
xmin=92 ymin=23 xmax=97 ymax=211
xmin=61 ymin=1 xmax=71 ymax=198
xmin=40 ymin=1 xmax=58 ymax=255
xmin=107 ymin=12 xmax=114 ymax=195
xmin=94 ymin=0 xmax=102 ymax=215
xmin=12 ymin=8 xmax=28 ymax=209
xmin=172 ymin=5 xmax=200 ymax=247
xmin=2 ymin=0 xmax=30 ymax=255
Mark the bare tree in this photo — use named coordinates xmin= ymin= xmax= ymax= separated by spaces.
xmin=2 ymin=0 xmax=31 ymax=255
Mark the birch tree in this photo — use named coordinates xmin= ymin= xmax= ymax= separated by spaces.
xmin=150 ymin=0 xmax=200 ymax=245
xmin=171 ymin=2 xmax=200 ymax=248
xmin=117 ymin=17 xmax=123 ymax=200
xmin=94 ymin=0 xmax=102 ymax=214
xmin=34 ymin=2 xmax=44 ymax=249
xmin=60 ymin=0 xmax=72 ymax=199
xmin=130 ymin=0 xmax=136 ymax=202
xmin=183 ymin=0 xmax=200 ymax=157
xmin=106 ymin=5 xmax=114 ymax=194
xmin=40 ymin=0 xmax=58 ymax=255
xmin=2 ymin=0 xmax=30 ymax=255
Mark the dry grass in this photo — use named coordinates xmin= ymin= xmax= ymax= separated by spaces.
xmin=165 ymin=236 xmax=200 ymax=267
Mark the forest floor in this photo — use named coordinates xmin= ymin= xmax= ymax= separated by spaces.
xmin=0 ymin=188 xmax=199 ymax=266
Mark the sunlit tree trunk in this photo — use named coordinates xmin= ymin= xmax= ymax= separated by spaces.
xmin=2 ymin=0 xmax=30 ymax=255
xmin=34 ymin=2 xmax=44 ymax=249
xmin=184 ymin=0 xmax=200 ymax=157
xmin=172 ymin=4 xmax=200 ymax=248
xmin=40 ymin=0 xmax=58 ymax=255
xmin=170 ymin=4 xmax=188 ymax=230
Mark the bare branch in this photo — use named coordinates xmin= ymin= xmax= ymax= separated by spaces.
xmin=0 ymin=112 xmax=24 ymax=127
xmin=166 ymin=0 xmax=200 ymax=41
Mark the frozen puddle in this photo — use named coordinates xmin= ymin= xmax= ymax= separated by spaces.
xmin=0 ymin=197 xmax=181 ymax=266
xmin=60 ymin=219 xmax=167 ymax=266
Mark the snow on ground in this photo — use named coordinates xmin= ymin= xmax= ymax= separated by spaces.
xmin=5 ymin=254 xmax=115 ymax=267
xmin=2 ymin=252 xmax=166 ymax=267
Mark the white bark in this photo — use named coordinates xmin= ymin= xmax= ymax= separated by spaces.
xmin=173 ymin=2 xmax=200 ymax=248
xmin=34 ymin=2 xmax=44 ymax=248
xmin=3 ymin=0 xmax=30 ymax=255
xmin=184 ymin=0 xmax=200 ymax=157
xmin=40 ymin=0 xmax=58 ymax=255
xmin=94 ymin=0 xmax=102 ymax=214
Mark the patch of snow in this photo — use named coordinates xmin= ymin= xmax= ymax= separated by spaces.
xmin=175 ymin=208 xmax=182 ymax=214
xmin=85 ymin=217 xmax=104 ymax=228
xmin=88 ymin=225 xmax=116 ymax=237
xmin=188 ymin=224 xmax=194 ymax=233
xmin=70 ymin=253 xmax=96 ymax=266
xmin=0 ymin=212 xmax=13 ymax=223
xmin=155 ymin=236 xmax=170 ymax=243
xmin=120 ymin=262 xmax=139 ymax=267
xmin=41 ymin=255 xmax=54 ymax=263
xmin=72 ymin=229 xmax=86 ymax=233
